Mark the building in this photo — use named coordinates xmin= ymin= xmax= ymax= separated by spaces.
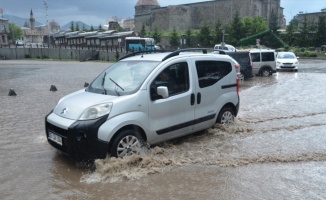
xmin=0 ymin=17 xmax=9 ymax=46
xmin=134 ymin=0 xmax=284 ymax=32
xmin=22 ymin=10 xmax=61 ymax=45
xmin=296 ymin=8 xmax=326 ymax=28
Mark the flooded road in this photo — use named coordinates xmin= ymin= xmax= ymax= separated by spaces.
xmin=1 ymin=59 xmax=326 ymax=200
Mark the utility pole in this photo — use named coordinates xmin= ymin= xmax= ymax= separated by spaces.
xmin=43 ymin=0 xmax=50 ymax=49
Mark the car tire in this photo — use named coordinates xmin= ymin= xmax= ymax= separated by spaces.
xmin=216 ymin=106 xmax=235 ymax=124
xmin=260 ymin=68 xmax=271 ymax=77
xmin=110 ymin=129 xmax=146 ymax=158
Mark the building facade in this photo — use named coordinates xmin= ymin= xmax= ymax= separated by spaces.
xmin=0 ymin=18 xmax=9 ymax=46
xmin=134 ymin=0 xmax=284 ymax=32
xmin=296 ymin=9 xmax=326 ymax=28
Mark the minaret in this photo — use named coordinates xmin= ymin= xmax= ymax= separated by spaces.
xmin=30 ymin=9 xmax=35 ymax=30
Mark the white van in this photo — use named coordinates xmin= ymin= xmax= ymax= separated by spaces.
xmin=45 ymin=49 xmax=240 ymax=160
xmin=249 ymin=49 xmax=277 ymax=76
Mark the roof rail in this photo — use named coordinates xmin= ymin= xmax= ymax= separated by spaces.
xmin=162 ymin=48 xmax=226 ymax=61
xmin=118 ymin=49 xmax=171 ymax=61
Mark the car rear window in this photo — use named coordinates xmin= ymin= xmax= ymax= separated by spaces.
xmin=195 ymin=61 xmax=232 ymax=88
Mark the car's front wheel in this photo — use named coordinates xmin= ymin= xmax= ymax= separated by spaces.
xmin=217 ymin=106 xmax=235 ymax=124
xmin=110 ymin=129 xmax=146 ymax=158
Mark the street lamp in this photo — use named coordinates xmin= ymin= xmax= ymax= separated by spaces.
xmin=43 ymin=0 xmax=50 ymax=48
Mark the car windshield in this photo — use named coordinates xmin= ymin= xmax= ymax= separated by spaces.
xmin=278 ymin=53 xmax=295 ymax=59
xmin=88 ymin=61 xmax=160 ymax=95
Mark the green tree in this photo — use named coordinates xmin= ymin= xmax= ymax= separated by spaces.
xmin=152 ymin=26 xmax=162 ymax=44
xmin=140 ymin=23 xmax=146 ymax=37
xmin=98 ymin=24 xmax=103 ymax=31
xmin=8 ymin=23 xmax=23 ymax=43
xmin=299 ymin=15 xmax=309 ymax=47
xmin=230 ymin=11 xmax=244 ymax=43
xmin=212 ymin=19 xmax=222 ymax=45
xmin=170 ymin=27 xmax=179 ymax=48
xmin=285 ymin=18 xmax=298 ymax=46
xmin=185 ymin=29 xmax=192 ymax=47
xmin=90 ymin=25 xmax=94 ymax=31
xmin=198 ymin=23 xmax=211 ymax=47
xmin=82 ymin=24 xmax=88 ymax=32
xmin=76 ymin=23 xmax=80 ymax=31
xmin=70 ymin=21 xmax=75 ymax=32
xmin=241 ymin=16 xmax=267 ymax=37
xmin=269 ymin=11 xmax=279 ymax=34
xmin=316 ymin=16 xmax=326 ymax=46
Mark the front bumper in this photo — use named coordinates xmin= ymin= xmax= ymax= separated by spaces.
xmin=45 ymin=112 xmax=109 ymax=161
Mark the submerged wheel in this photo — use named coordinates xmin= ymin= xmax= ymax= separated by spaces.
xmin=110 ymin=129 xmax=145 ymax=158
xmin=217 ymin=106 xmax=235 ymax=124
xmin=261 ymin=68 xmax=271 ymax=77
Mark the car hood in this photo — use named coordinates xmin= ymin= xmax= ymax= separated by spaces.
xmin=53 ymin=89 xmax=115 ymax=120
xmin=277 ymin=58 xmax=298 ymax=63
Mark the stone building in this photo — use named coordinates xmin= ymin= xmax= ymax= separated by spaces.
xmin=296 ymin=8 xmax=326 ymax=28
xmin=0 ymin=17 xmax=9 ymax=46
xmin=134 ymin=0 xmax=284 ymax=31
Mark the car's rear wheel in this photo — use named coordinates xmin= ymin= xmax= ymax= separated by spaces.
xmin=261 ymin=68 xmax=271 ymax=77
xmin=110 ymin=129 xmax=146 ymax=158
xmin=217 ymin=106 xmax=235 ymax=124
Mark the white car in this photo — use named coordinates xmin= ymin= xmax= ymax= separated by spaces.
xmin=276 ymin=52 xmax=299 ymax=72
xmin=214 ymin=44 xmax=236 ymax=52
xmin=45 ymin=49 xmax=240 ymax=160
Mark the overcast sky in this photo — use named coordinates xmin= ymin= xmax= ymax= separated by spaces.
xmin=0 ymin=0 xmax=325 ymax=26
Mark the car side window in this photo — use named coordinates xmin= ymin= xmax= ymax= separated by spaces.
xmin=262 ymin=52 xmax=275 ymax=62
xmin=195 ymin=61 xmax=232 ymax=88
xmin=150 ymin=62 xmax=189 ymax=100
xmin=251 ymin=53 xmax=260 ymax=62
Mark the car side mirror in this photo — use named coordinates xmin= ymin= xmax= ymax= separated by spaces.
xmin=157 ymin=86 xmax=169 ymax=99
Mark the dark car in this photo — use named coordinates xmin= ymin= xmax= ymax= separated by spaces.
xmin=225 ymin=51 xmax=254 ymax=80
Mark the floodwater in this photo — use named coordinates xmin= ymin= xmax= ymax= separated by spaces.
xmin=1 ymin=59 xmax=326 ymax=200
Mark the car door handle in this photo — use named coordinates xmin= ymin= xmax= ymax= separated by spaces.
xmin=191 ymin=93 xmax=195 ymax=105
xmin=197 ymin=93 xmax=201 ymax=104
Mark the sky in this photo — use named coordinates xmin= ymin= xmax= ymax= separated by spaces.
xmin=0 ymin=0 xmax=325 ymax=26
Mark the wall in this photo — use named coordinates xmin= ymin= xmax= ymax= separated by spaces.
xmin=0 ymin=47 xmax=127 ymax=61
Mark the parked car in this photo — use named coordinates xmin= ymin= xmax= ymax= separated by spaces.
xmin=214 ymin=44 xmax=236 ymax=52
xmin=276 ymin=52 xmax=299 ymax=72
xmin=45 ymin=49 xmax=240 ymax=161
xmin=250 ymin=49 xmax=276 ymax=77
xmin=224 ymin=51 xmax=254 ymax=80
xmin=15 ymin=40 xmax=24 ymax=46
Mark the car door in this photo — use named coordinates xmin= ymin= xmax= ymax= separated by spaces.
xmin=192 ymin=58 xmax=233 ymax=131
xmin=250 ymin=52 xmax=261 ymax=75
xmin=148 ymin=60 xmax=195 ymax=141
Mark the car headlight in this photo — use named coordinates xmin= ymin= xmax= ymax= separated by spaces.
xmin=79 ymin=103 xmax=113 ymax=120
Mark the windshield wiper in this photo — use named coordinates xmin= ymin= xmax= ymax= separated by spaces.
xmin=109 ymin=78 xmax=124 ymax=91
xmin=102 ymin=72 xmax=107 ymax=94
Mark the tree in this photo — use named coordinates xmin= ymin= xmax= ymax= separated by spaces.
xmin=185 ymin=29 xmax=192 ymax=47
xmin=212 ymin=19 xmax=223 ymax=45
xmin=70 ymin=21 xmax=75 ymax=32
xmin=198 ymin=23 xmax=211 ymax=47
xmin=241 ymin=16 xmax=267 ymax=38
xmin=76 ymin=23 xmax=80 ymax=31
xmin=140 ymin=23 xmax=146 ymax=37
xmin=170 ymin=27 xmax=179 ymax=48
xmin=82 ymin=24 xmax=88 ymax=32
xmin=230 ymin=11 xmax=245 ymax=43
xmin=285 ymin=18 xmax=298 ymax=46
xmin=8 ymin=22 xmax=23 ymax=44
xmin=98 ymin=24 xmax=103 ymax=32
xmin=299 ymin=15 xmax=309 ymax=47
xmin=90 ymin=25 xmax=94 ymax=31
xmin=316 ymin=16 xmax=326 ymax=46
xmin=269 ymin=11 xmax=279 ymax=34
xmin=152 ymin=26 xmax=162 ymax=44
